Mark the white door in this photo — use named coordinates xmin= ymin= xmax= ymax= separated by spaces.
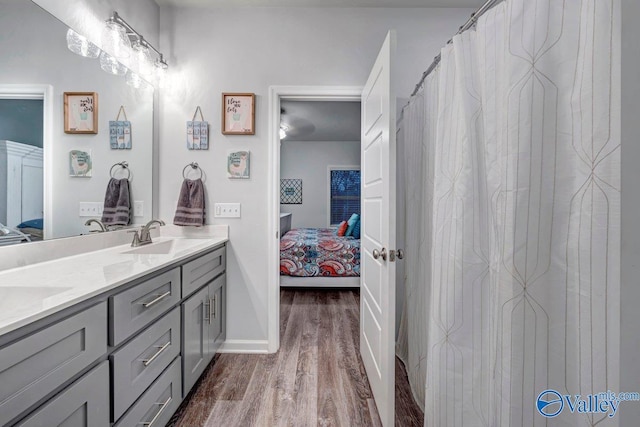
xmin=360 ymin=30 xmax=396 ymax=427
xmin=22 ymin=157 xmax=44 ymax=222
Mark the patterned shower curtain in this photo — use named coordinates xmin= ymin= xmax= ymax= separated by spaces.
xmin=396 ymin=0 xmax=620 ymax=425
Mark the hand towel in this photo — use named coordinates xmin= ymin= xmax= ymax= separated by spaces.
xmin=101 ymin=178 xmax=131 ymax=226
xmin=173 ymin=178 xmax=206 ymax=226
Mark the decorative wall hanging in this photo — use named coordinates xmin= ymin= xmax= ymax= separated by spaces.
xmin=69 ymin=150 xmax=92 ymax=177
xmin=109 ymin=106 xmax=132 ymax=149
xmin=227 ymin=150 xmax=250 ymax=179
xmin=221 ymin=93 xmax=255 ymax=135
xmin=280 ymin=178 xmax=302 ymax=204
xmin=64 ymin=92 xmax=98 ymax=134
xmin=187 ymin=106 xmax=209 ymax=150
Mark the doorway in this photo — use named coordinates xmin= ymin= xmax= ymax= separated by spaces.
xmin=267 ymin=86 xmax=363 ymax=353
xmin=0 ymin=85 xmax=53 ymax=241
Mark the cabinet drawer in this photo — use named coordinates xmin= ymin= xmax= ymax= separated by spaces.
xmin=182 ymin=246 xmax=225 ymax=298
xmin=0 ymin=302 xmax=107 ymax=427
xmin=111 ymin=307 xmax=181 ymax=420
xmin=110 ymin=268 xmax=181 ymax=346
xmin=114 ymin=357 xmax=182 ymax=427
xmin=16 ymin=361 xmax=110 ymax=427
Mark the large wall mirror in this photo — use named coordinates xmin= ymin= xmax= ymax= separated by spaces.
xmin=0 ymin=0 xmax=154 ymax=243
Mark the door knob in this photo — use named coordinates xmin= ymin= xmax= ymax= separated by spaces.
xmin=373 ymin=248 xmax=387 ymax=261
xmin=397 ymin=249 xmax=404 ymax=260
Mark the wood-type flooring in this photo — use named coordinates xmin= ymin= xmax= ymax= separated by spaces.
xmin=168 ymin=288 xmax=423 ymax=426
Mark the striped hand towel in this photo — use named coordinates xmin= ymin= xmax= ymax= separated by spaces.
xmin=173 ymin=178 xmax=206 ymax=226
xmin=101 ymin=178 xmax=131 ymax=226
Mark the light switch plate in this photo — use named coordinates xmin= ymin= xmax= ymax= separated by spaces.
xmin=134 ymin=201 xmax=144 ymax=217
xmin=79 ymin=202 xmax=103 ymax=217
xmin=214 ymin=203 xmax=241 ymax=218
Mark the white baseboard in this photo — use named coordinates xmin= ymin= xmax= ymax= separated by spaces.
xmin=217 ymin=339 xmax=270 ymax=354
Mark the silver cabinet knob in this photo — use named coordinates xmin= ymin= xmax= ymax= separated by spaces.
xmin=373 ymin=248 xmax=388 ymax=261
xmin=397 ymin=249 xmax=404 ymax=260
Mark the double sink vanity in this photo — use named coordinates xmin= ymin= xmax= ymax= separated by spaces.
xmin=0 ymin=224 xmax=229 ymax=427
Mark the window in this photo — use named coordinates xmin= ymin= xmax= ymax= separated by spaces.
xmin=329 ymin=167 xmax=361 ymax=225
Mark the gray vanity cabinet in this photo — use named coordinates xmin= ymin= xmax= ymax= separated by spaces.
xmin=182 ymin=273 xmax=226 ymax=396
xmin=1 ymin=242 xmax=226 ymax=427
xmin=16 ymin=361 xmax=110 ymax=427
xmin=0 ymin=302 xmax=107 ymax=427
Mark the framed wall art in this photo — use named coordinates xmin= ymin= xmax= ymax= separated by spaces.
xmin=227 ymin=150 xmax=250 ymax=179
xmin=69 ymin=149 xmax=92 ymax=177
xmin=281 ymin=178 xmax=302 ymax=204
xmin=109 ymin=106 xmax=132 ymax=149
xmin=64 ymin=92 xmax=98 ymax=134
xmin=221 ymin=93 xmax=255 ymax=135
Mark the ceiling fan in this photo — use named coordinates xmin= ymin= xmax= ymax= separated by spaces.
xmin=279 ymin=107 xmax=315 ymax=140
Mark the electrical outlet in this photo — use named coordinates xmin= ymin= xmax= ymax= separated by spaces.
xmin=134 ymin=201 xmax=144 ymax=217
xmin=79 ymin=202 xmax=103 ymax=217
xmin=214 ymin=203 xmax=241 ymax=218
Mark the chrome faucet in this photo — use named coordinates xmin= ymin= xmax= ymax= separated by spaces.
xmin=85 ymin=218 xmax=107 ymax=232
xmin=131 ymin=219 xmax=165 ymax=247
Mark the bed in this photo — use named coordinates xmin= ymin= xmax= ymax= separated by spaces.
xmin=16 ymin=218 xmax=43 ymax=241
xmin=280 ymin=228 xmax=360 ymax=287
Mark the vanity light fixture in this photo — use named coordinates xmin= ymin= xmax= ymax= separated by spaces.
xmin=101 ymin=16 xmax=131 ymax=59
xmin=68 ymin=12 xmax=170 ymax=87
xmin=99 ymin=51 xmax=127 ymax=76
xmin=125 ymin=70 xmax=143 ymax=89
xmin=66 ymin=29 xmax=100 ymax=58
xmin=131 ymin=39 xmax=152 ymax=77
xmin=103 ymin=12 xmax=170 ymax=86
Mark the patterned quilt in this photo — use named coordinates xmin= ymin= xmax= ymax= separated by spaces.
xmin=280 ymin=228 xmax=360 ymax=277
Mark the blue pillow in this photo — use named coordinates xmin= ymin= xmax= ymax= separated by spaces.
xmin=17 ymin=218 xmax=43 ymax=230
xmin=345 ymin=213 xmax=360 ymax=236
xmin=351 ymin=219 xmax=361 ymax=239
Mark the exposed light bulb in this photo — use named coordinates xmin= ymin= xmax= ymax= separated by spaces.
xmin=280 ymin=125 xmax=288 ymax=139
xmin=154 ymin=59 xmax=169 ymax=88
xmin=125 ymin=70 xmax=143 ymax=88
xmin=99 ymin=51 xmax=127 ymax=76
xmin=66 ymin=29 xmax=100 ymax=58
xmin=131 ymin=40 xmax=152 ymax=77
xmin=101 ymin=19 xmax=131 ymax=59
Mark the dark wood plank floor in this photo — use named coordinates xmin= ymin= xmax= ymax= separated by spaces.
xmin=168 ymin=289 xmax=424 ymax=426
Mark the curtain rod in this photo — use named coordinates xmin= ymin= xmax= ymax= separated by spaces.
xmin=409 ymin=0 xmax=502 ymax=97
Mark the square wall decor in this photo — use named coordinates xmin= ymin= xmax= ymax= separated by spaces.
xmin=280 ymin=179 xmax=302 ymax=204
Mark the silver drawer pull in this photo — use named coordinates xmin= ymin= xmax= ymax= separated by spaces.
xmin=141 ymin=341 xmax=171 ymax=367
xmin=141 ymin=291 xmax=171 ymax=308
xmin=138 ymin=396 xmax=172 ymax=426
xmin=204 ymin=300 xmax=211 ymax=323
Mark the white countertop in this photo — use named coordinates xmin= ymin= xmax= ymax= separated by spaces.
xmin=0 ymin=227 xmax=228 ymax=336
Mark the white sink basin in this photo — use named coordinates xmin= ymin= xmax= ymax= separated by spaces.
xmin=121 ymin=239 xmax=175 ymax=255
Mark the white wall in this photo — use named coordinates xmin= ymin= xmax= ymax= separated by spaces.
xmin=158 ymin=6 xmax=473 ymax=349
xmin=280 ymin=140 xmax=360 ymax=229
xmin=0 ymin=0 xmax=155 ymax=238
xmin=620 ymin=0 xmax=639 ymax=423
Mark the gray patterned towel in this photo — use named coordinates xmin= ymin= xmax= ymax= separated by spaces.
xmin=173 ymin=178 xmax=206 ymax=226
xmin=101 ymin=178 xmax=131 ymax=225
